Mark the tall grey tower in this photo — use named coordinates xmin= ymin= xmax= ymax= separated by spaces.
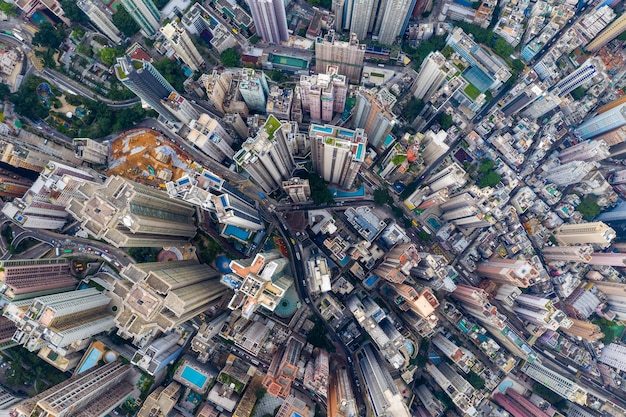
xmin=247 ymin=0 xmax=289 ymax=44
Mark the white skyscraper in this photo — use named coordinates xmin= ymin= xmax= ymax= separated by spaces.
xmin=347 ymin=0 xmax=374 ymax=40
xmin=553 ymin=59 xmax=602 ymax=96
xmin=160 ymin=21 xmax=204 ymax=72
xmin=576 ymin=103 xmax=626 ymax=140
xmin=377 ymin=0 xmax=414 ymax=44
xmin=120 ymin=0 xmax=161 ymax=37
xmin=553 ymin=221 xmax=616 ymax=248
xmin=557 ymin=140 xmax=610 ymax=163
xmin=247 ymin=0 xmax=289 ymax=44
xmin=413 ymin=52 xmax=449 ymax=101
xmin=77 ymin=0 xmax=122 ymax=44
xmin=541 ymin=161 xmax=598 ymax=186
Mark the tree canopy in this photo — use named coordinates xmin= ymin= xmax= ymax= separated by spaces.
xmin=32 ymin=22 xmax=65 ymax=49
xmin=477 ymin=159 xmax=501 ymax=188
xmin=153 ymin=59 xmax=187 ymax=92
xmin=404 ymin=97 xmax=425 ymax=120
xmin=113 ymin=6 xmax=140 ymax=37
xmin=220 ymin=48 xmax=239 ymax=67
xmin=307 ymin=172 xmax=334 ymax=205
xmin=437 ymin=113 xmax=453 ymax=130
xmin=374 ymin=187 xmax=393 ymax=206
xmin=403 ymin=34 xmax=448 ymax=69
xmin=571 ymin=86 xmax=587 ymax=101
xmin=10 ymin=75 xmax=50 ymax=120
xmin=98 ymin=46 xmax=125 ymax=67
xmin=577 ymin=195 xmax=601 ymax=221
xmin=60 ymin=0 xmax=88 ymax=23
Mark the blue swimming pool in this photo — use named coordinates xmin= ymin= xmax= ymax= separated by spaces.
xmin=223 ymin=224 xmax=252 ymax=241
xmin=77 ymin=347 xmax=102 ymax=375
xmin=311 ymin=125 xmax=333 ymax=134
xmin=180 ymin=365 xmax=208 ymax=389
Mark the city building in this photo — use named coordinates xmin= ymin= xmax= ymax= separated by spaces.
xmin=138 ymin=382 xmax=182 ymax=417
xmin=274 ymin=394 xmax=310 ymax=417
xmin=476 ymin=258 xmax=540 ymax=288
xmin=187 ymin=113 xmax=235 ymax=163
xmin=247 ymin=0 xmax=289 ymax=44
xmin=541 ymin=161 xmax=598 ymax=187
xmin=234 ymin=115 xmax=295 ymax=193
xmin=262 ymin=337 xmax=304 ymax=398
xmin=0 ymin=170 xmax=31 ymax=199
xmin=357 ymin=343 xmax=411 ymax=417
xmin=493 ymin=387 xmax=551 ymax=417
xmin=0 ymin=258 xmax=76 ymax=301
xmin=119 ymin=0 xmax=161 ymax=37
xmin=382 ymin=282 xmax=439 ymax=327
xmin=8 ymin=288 xmax=115 ymax=353
xmin=238 ymin=68 xmax=269 ymax=113
xmin=353 ymin=87 xmax=396 ymax=152
xmin=162 ymin=92 xmax=201 ymax=124
xmin=180 ymin=3 xmax=237 ymax=53
xmin=553 ymin=59 xmax=602 ymax=96
xmin=191 ymin=313 xmax=230 ymax=362
xmin=13 ymin=0 xmax=69 ymax=25
xmin=306 ymin=256 xmax=332 ymax=294
xmin=221 ymin=251 xmax=294 ymax=319
xmin=557 ymin=140 xmax=610 ymax=164
xmin=426 ymin=162 xmax=467 ymax=191
xmin=575 ymin=103 xmax=626 ymax=140
xmin=585 ymin=13 xmax=626 ymax=52
xmin=282 ymin=177 xmax=311 ymax=203
xmin=298 ymin=69 xmax=347 ymax=122
xmin=66 ymin=175 xmax=197 ymax=248
xmin=115 ymin=56 xmax=180 ymax=123
xmin=426 ymin=362 xmax=477 ymax=416
xmin=10 ymin=361 xmax=133 ymax=417
xmin=345 ymin=206 xmax=387 ymax=241
xmin=345 ymin=0 xmax=374 ymax=40
xmin=327 ymin=367 xmax=357 ymax=417
xmin=377 ymin=0 xmax=415 ymax=44
xmin=421 ymin=130 xmax=451 ymax=167
xmin=77 ymin=0 xmax=122 ymax=44
xmin=131 ymin=328 xmax=191 ymax=376
xmin=521 ymin=361 xmax=588 ymax=405
xmin=266 ymin=86 xmax=293 ymax=120
xmin=374 ymin=243 xmax=420 ymax=283
xmin=553 ymin=222 xmax=616 ymax=248
xmin=413 ymin=51 xmax=449 ymax=101
xmin=599 ymin=343 xmax=626 ymax=372
xmin=73 ymin=138 xmax=109 ymax=165
xmin=514 ymin=294 xmax=571 ymax=330
xmin=432 ymin=334 xmax=475 ymax=373
xmin=2 ymin=162 xmax=95 ymax=230
xmin=562 ymin=318 xmax=604 ymax=342
xmin=309 ymin=124 xmax=366 ymax=189
xmin=160 ymin=21 xmax=204 ymax=72
xmin=303 ymin=349 xmax=329 ymax=397
xmin=542 ymin=245 xmax=593 ymax=263
xmin=315 ymin=30 xmax=366 ymax=82
xmin=113 ymin=260 xmax=226 ymax=345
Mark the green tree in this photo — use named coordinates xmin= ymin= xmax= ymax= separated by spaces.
xmin=32 ymin=22 xmax=65 ymax=49
xmin=404 ymin=97 xmax=424 ymax=120
xmin=98 ymin=46 xmax=125 ymax=67
xmin=466 ymin=370 xmax=485 ymax=389
xmin=153 ymin=59 xmax=187 ymax=92
xmin=402 ymin=34 xmax=447 ymax=69
xmin=441 ymin=45 xmax=455 ymax=59
xmin=0 ymin=1 xmax=16 ymax=16
xmin=493 ymin=37 xmax=514 ymax=58
xmin=374 ymin=187 xmax=393 ymax=206
xmin=511 ymin=59 xmax=525 ymax=72
xmin=478 ymin=171 xmax=501 ymax=188
xmin=307 ymin=172 xmax=334 ymax=205
xmin=10 ymin=75 xmax=50 ymax=120
xmin=113 ymin=6 xmax=140 ymax=37
xmin=571 ymin=86 xmax=587 ymax=101
xmin=576 ymin=195 xmax=601 ymax=221
xmin=0 ymin=82 xmax=10 ymax=100
xmin=60 ymin=0 xmax=87 ymax=23
xmin=220 ymin=48 xmax=240 ymax=67
xmin=478 ymin=159 xmax=495 ymax=173
xmin=437 ymin=113 xmax=453 ymax=130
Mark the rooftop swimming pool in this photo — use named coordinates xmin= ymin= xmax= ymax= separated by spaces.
xmin=76 ymin=347 xmax=103 ymax=375
xmin=180 ymin=365 xmax=208 ymax=390
xmin=223 ymin=224 xmax=252 ymax=241
xmin=311 ymin=125 xmax=333 ymax=134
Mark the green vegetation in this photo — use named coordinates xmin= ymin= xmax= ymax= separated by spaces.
xmin=434 ymin=390 xmax=454 ymax=410
xmin=441 ymin=45 xmax=455 ymax=59
xmin=113 ymin=6 xmax=140 ymax=38
xmin=268 ymin=70 xmax=288 ymax=83
xmin=477 ymin=159 xmax=501 ymax=188
xmin=571 ymin=86 xmax=587 ymax=101
xmin=4 ymin=347 xmax=68 ymax=394
xmin=484 ymin=90 xmax=493 ymax=102
xmin=464 ymin=83 xmax=481 ymax=100
xmin=374 ymin=187 xmax=393 ymax=206
xmin=391 ymin=155 xmax=407 ymax=166
xmin=193 ymin=231 xmax=222 ymax=264
xmin=32 ymin=22 xmax=66 ymax=50
xmin=10 ymin=75 xmax=49 ymax=120
xmin=250 ymin=35 xmax=260 ymax=44
xmin=79 ymin=101 xmax=150 ymax=138
xmin=400 ymin=181 xmax=418 ymax=199
xmin=152 ymin=0 xmax=170 ymax=9
xmin=404 ymin=97 xmax=425 ymax=120
xmin=220 ymin=48 xmax=240 ymax=67
xmin=1 ymin=225 xmax=12 ymax=244
xmin=0 ymin=1 xmax=17 ymax=16
xmin=264 ymin=115 xmax=282 ymax=139
xmin=256 ymin=387 xmax=266 ymax=401
xmin=466 ymin=370 xmax=485 ymax=389
xmin=60 ymin=0 xmax=87 ymax=23
xmin=136 ymin=373 xmax=155 ymax=400
xmin=305 ymin=172 xmax=335 ymax=205
xmin=127 ymin=247 xmax=161 ymax=263
xmin=218 ymin=373 xmax=245 ymax=393
xmin=153 ymin=59 xmax=188 ymax=92
xmin=98 ymin=46 xmax=126 ymax=67
xmin=576 ymin=195 xmax=601 ymax=221
xmin=306 ymin=315 xmax=335 ymax=352
xmin=453 ymin=22 xmax=514 ymax=61
xmin=417 ymin=229 xmax=431 ymax=242
xmin=402 ymin=34 xmax=448 ymax=69
xmin=593 ymin=318 xmax=625 ymax=344
xmin=511 ymin=59 xmax=525 ymax=72
xmin=437 ymin=113 xmax=453 ymax=130
xmin=305 ymin=0 xmax=331 ymax=9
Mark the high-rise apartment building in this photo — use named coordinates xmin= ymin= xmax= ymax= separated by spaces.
xmin=221 ymin=251 xmax=294 ymax=319
xmin=309 ymin=123 xmax=366 ymax=189
xmin=353 ymin=87 xmax=396 ymax=152
xmin=413 ymin=51 xmax=449 ymax=101
xmin=426 ymin=362 xmax=477 ymax=416
xmin=298 ymin=69 xmax=347 ymax=122
xmin=383 ymin=282 xmax=439 ymax=325
xmin=282 ymin=177 xmax=311 ymax=203
xmin=513 ymin=294 xmax=571 ymax=330
xmin=315 ymin=30 xmax=366 ymax=82
xmin=77 ymin=0 xmax=122 ymax=44
xmin=327 ymin=367 xmax=357 ymax=417
xmin=234 ymin=115 xmax=295 ymax=193
xmin=475 ymin=259 xmax=540 ymax=288
xmin=542 ymin=245 xmax=593 ymax=263
xmin=553 ymin=221 xmax=616 ymax=248
xmin=420 ymin=130 xmax=450 ymax=166
xmin=599 ymin=343 xmax=626 ymax=372
xmin=585 ymin=13 xmax=626 ymax=52
xmin=160 ymin=21 xmax=204 ymax=72
xmin=247 ymin=0 xmax=289 ymax=44
xmin=113 ymin=260 xmax=226 ymax=344
xmin=8 ymin=288 xmax=115 ymax=353
xmin=576 ymin=103 xmax=626 ymax=139
xmin=120 ymin=0 xmax=161 ymax=37
xmin=561 ymin=318 xmax=604 ymax=342
xmin=74 ymin=138 xmax=109 ymax=165
xmin=557 ymin=140 xmax=610 ymax=163
xmin=374 ymin=243 xmax=420 ymax=284
xmin=541 ymin=161 xmax=598 ymax=186
xmin=594 ymin=125 xmax=626 ymax=146
xmin=346 ymin=0 xmax=374 ymax=40
xmin=11 ymin=361 xmax=133 ymax=417
xmin=262 ymin=337 xmax=304 ymax=398
xmin=553 ymin=59 xmax=602 ymax=96
xmin=377 ymin=0 xmax=414 ymax=44
xmin=332 ymin=0 xmax=345 ymax=31
xmin=521 ymin=361 xmax=588 ymax=405
xmin=66 ymin=175 xmax=197 ymax=248
xmin=427 ymin=162 xmax=467 ymax=191
xmin=493 ymin=388 xmax=551 ymax=417
xmin=303 ymin=350 xmax=329 ymax=397
xmin=187 ymin=113 xmax=235 ymax=163
xmin=115 ymin=56 xmax=179 ymax=123
xmin=0 ymin=258 xmax=76 ymax=301
xmin=0 ymin=170 xmax=32 ymax=199
xmin=238 ymin=68 xmax=270 ymax=113
xmin=2 ymin=162 xmax=95 ymax=230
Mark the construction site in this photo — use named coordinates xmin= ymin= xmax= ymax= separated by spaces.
xmin=107 ymin=128 xmax=197 ymax=188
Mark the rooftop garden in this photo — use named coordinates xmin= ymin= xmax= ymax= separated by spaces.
xmin=464 ymin=83 xmax=481 ymax=100
xmin=264 ymin=115 xmax=282 ymax=140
